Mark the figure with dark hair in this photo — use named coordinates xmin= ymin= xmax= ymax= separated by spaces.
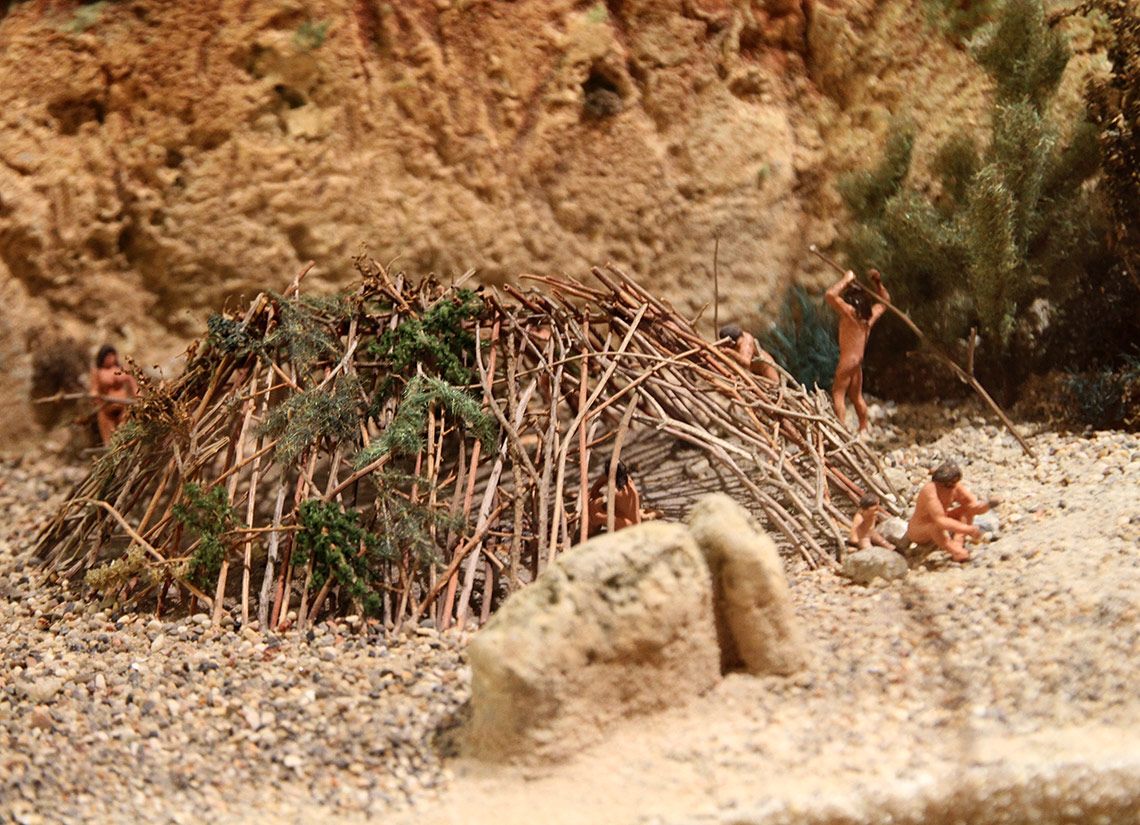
xmin=586 ymin=461 xmax=642 ymax=536
xmin=824 ymin=268 xmax=889 ymax=431
xmin=90 ymin=345 xmax=138 ymax=444
xmin=846 ymin=491 xmax=894 ymax=552
xmin=718 ymin=324 xmax=779 ymax=382
xmin=903 ymin=461 xmax=999 ymax=563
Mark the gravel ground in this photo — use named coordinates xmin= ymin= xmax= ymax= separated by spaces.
xmin=0 ymin=457 xmax=470 ymax=824
xmin=2 ymin=403 xmax=1140 ymax=824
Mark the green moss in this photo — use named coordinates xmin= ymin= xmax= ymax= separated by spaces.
xmin=62 ymin=1 xmax=108 ymax=34
xmin=294 ymin=19 xmax=330 ymax=51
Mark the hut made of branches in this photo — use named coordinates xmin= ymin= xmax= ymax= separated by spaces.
xmin=35 ymin=258 xmax=900 ymax=630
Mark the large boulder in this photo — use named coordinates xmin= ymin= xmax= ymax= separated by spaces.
xmin=686 ymin=494 xmax=807 ymax=677
xmin=464 ymin=521 xmax=719 ymax=762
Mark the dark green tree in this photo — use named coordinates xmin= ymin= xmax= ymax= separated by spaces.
xmin=841 ymin=0 xmax=1104 ymax=391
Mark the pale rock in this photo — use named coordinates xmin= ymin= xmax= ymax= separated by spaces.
xmin=878 ymin=517 xmax=909 ymax=547
xmin=686 ymin=494 xmax=808 ymax=676
xmin=465 ymin=521 xmax=719 ymax=762
xmin=18 ymin=677 xmax=62 ymax=704
xmin=842 ymin=548 xmax=909 ymax=586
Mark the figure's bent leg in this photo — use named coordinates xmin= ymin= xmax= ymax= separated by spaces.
xmin=931 ymin=527 xmax=969 ymax=561
xmin=944 ymin=504 xmax=976 ymax=540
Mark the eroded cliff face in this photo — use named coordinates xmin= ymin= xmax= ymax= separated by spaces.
xmin=0 ymin=0 xmax=995 ymax=446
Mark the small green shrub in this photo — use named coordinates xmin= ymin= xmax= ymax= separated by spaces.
xmin=293 ymin=479 xmax=464 ymax=615
xmin=172 ymin=483 xmax=239 ymax=588
xmin=1064 ymin=354 xmax=1140 ymax=429
xmin=759 ymin=287 xmax=839 ymax=390
xmin=257 ymin=377 xmax=362 ymax=463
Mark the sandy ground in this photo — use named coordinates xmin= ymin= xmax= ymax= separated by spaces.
xmin=397 ymin=408 xmax=1140 ymax=825
xmin=3 ymin=404 xmax=1140 ymax=824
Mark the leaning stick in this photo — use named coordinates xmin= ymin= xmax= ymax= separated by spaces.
xmin=72 ymin=499 xmax=215 ymax=606
xmin=33 ymin=392 xmax=138 ymax=405
xmin=808 ymin=246 xmax=1035 ymax=459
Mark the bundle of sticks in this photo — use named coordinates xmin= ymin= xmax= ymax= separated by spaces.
xmin=34 ymin=258 xmax=899 ymax=629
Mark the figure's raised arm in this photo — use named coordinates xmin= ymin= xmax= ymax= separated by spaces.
xmin=868 ymin=269 xmax=890 ymax=325
xmin=825 ymin=270 xmax=857 ymax=317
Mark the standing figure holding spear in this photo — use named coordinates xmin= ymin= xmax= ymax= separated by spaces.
xmin=824 ymin=268 xmax=890 ymax=432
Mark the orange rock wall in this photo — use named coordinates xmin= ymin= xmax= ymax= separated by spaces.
xmin=0 ymin=0 xmax=1014 ymax=446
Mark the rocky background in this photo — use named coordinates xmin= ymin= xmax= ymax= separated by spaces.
xmin=0 ymin=0 xmax=1012 ymax=447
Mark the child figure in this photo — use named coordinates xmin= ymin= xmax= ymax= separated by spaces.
xmin=846 ymin=492 xmax=894 ymax=552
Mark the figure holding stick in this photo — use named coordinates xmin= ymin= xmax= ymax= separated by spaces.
xmin=825 ymin=268 xmax=889 ymax=432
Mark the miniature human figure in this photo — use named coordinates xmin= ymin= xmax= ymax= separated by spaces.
xmin=90 ymin=345 xmax=138 ymax=444
xmin=903 ymin=461 xmax=999 ymax=563
xmin=586 ymin=461 xmax=642 ymax=536
xmin=824 ymin=268 xmax=889 ymax=431
xmin=718 ymin=324 xmax=779 ymax=382
xmin=846 ymin=492 xmax=895 ymax=552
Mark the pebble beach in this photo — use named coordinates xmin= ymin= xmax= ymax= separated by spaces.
xmin=3 ymin=403 xmax=1140 ymax=824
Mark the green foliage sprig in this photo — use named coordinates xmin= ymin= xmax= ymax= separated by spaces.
xmin=172 ymin=483 xmax=239 ymax=588
xmin=258 ymin=377 xmax=362 ymax=463
xmin=370 ymin=289 xmax=484 ymax=398
xmin=360 ymin=375 xmax=497 ymax=465
xmin=759 ymin=287 xmax=839 ymax=390
xmin=266 ymin=293 xmax=350 ymax=378
xmin=84 ymin=545 xmax=153 ymax=596
xmin=292 ymin=480 xmax=464 ymax=615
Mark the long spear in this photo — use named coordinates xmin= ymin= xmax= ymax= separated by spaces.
xmin=809 ymin=246 xmax=1035 ymax=460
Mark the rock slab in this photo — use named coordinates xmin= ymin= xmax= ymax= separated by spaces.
xmin=464 ymin=521 xmax=719 ymax=762
xmin=687 ymin=494 xmax=808 ymax=676
xmin=841 ymin=547 xmax=910 ymax=585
